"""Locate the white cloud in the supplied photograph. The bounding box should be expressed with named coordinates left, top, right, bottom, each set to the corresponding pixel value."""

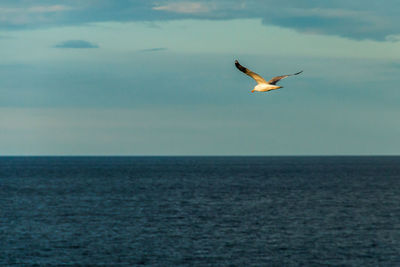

left=153, top=2, right=212, bottom=14
left=385, top=34, right=400, bottom=42
left=0, top=5, right=71, bottom=14
left=28, top=5, right=72, bottom=13
left=0, top=5, right=72, bottom=26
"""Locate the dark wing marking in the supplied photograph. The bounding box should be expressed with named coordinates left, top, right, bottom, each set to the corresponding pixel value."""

left=267, top=70, right=303, bottom=85
left=235, top=60, right=267, bottom=84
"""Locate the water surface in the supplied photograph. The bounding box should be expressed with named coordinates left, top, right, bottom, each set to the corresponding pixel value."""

left=1, top=156, right=400, bottom=266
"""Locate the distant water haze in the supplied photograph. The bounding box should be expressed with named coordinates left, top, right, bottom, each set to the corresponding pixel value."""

left=2, top=53, right=400, bottom=155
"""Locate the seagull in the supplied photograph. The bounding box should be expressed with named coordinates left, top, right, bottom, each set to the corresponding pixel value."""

left=235, top=60, right=303, bottom=93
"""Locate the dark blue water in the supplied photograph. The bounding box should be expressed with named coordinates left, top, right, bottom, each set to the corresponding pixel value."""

left=1, top=156, right=400, bottom=266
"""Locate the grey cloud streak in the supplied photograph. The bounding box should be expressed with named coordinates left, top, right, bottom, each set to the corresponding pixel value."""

left=54, top=40, right=99, bottom=48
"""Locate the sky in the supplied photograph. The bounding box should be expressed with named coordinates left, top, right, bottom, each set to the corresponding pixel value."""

left=1, top=0, right=400, bottom=155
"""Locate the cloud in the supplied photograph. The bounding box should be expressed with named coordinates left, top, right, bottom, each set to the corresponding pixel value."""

left=27, top=5, right=72, bottom=13
left=138, top=47, right=167, bottom=52
left=385, top=35, right=400, bottom=42
left=259, top=5, right=391, bottom=40
left=0, top=4, right=72, bottom=27
left=287, top=7, right=369, bottom=19
left=153, top=2, right=212, bottom=14
left=0, top=5, right=71, bottom=14
left=54, top=40, right=99, bottom=49
left=0, top=0, right=399, bottom=41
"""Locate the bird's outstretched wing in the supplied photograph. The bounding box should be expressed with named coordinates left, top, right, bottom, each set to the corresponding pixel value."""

left=267, top=71, right=303, bottom=85
left=235, top=60, right=267, bottom=84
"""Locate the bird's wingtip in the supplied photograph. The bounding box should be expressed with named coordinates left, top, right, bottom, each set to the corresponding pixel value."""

left=235, top=59, right=239, bottom=64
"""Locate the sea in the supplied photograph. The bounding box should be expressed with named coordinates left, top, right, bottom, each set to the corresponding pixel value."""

left=1, top=156, right=400, bottom=266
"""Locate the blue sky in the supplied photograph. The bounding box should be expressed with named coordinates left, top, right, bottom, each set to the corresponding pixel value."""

left=1, top=0, right=400, bottom=155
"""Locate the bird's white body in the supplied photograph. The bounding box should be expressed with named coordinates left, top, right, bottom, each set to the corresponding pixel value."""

left=253, top=84, right=282, bottom=92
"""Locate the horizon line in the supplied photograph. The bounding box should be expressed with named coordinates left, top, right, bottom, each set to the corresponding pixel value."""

left=1, top=155, right=400, bottom=157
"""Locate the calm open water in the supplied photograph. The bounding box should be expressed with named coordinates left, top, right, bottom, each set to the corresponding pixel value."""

left=1, top=156, right=400, bottom=266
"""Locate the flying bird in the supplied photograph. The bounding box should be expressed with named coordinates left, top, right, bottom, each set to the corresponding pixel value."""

left=235, top=60, right=303, bottom=93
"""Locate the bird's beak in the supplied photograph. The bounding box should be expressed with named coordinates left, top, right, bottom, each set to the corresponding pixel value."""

left=251, top=90, right=255, bottom=93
